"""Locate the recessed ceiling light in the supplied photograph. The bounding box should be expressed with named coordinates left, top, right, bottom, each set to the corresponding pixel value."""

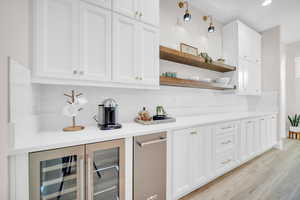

left=262, top=0, right=272, bottom=6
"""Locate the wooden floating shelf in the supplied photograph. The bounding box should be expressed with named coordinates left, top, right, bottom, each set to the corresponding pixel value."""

left=160, top=76, right=236, bottom=90
left=160, top=46, right=236, bottom=73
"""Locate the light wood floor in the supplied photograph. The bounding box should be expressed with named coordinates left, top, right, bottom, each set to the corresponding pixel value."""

left=181, top=139, right=300, bottom=200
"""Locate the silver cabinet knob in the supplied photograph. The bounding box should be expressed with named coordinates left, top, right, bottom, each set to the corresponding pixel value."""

left=139, top=77, right=143, bottom=80
left=79, top=70, right=85, bottom=75
left=73, top=70, right=78, bottom=75
left=135, top=11, right=139, bottom=17
left=139, top=12, right=142, bottom=18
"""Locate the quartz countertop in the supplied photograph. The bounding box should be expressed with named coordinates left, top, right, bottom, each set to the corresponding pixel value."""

left=8, top=111, right=277, bottom=155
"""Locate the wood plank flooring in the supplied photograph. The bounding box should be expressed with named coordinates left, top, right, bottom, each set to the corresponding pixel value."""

left=181, top=139, right=300, bottom=200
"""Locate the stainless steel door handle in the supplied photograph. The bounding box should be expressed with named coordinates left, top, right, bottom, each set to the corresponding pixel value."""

left=79, top=156, right=84, bottom=200
left=137, top=138, right=167, bottom=147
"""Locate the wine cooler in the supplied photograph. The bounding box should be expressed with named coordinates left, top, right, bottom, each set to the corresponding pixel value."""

left=29, top=139, right=125, bottom=200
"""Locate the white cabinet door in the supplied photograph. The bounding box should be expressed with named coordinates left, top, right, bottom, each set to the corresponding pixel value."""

left=34, top=0, right=79, bottom=79
left=138, top=24, right=159, bottom=86
left=238, top=22, right=251, bottom=60
left=172, top=129, right=190, bottom=199
left=270, top=115, right=277, bottom=146
left=84, top=0, right=111, bottom=9
left=113, top=0, right=138, bottom=18
left=253, top=33, right=262, bottom=63
left=80, top=2, right=111, bottom=81
left=259, top=117, right=269, bottom=151
left=244, top=60, right=261, bottom=95
left=112, top=14, right=140, bottom=84
left=238, top=58, right=261, bottom=95
left=241, top=119, right=256, bottom=161
left=139, top=0, right=159, bottom=27
left=190, top=127, right=210, bottom=189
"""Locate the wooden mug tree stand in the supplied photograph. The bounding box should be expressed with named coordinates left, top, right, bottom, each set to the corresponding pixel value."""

left=63, top=90, right=85, bottom=132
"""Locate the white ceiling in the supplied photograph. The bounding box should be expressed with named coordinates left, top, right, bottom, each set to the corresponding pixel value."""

left=191, top=0, right=300, bottom=44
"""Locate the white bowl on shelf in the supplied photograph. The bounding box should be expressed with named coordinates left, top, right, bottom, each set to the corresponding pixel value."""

left=215, top=77, right=231, bottom=85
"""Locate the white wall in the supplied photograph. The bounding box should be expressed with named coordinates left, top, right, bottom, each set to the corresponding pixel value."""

left=261, top=26, right=281, bottom=92
left=286, top=41, right=300, bottom=117
left=160, top=0, right=223, bottom=60
left=0, top=0, right=31, bottom=199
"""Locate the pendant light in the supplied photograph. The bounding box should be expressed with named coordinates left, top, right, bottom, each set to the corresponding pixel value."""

left=178, top=1, right=191, bottom=22
left=203, top=16, right=215, bottom=33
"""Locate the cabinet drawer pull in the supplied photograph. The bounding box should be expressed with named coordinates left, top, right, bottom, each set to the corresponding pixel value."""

left=139, top=12, right=143, bottom=17
left=73, top=70, right=78, bottom=75
left=190, top=131, right=197, bottom=135
left=137, top=138, right=167, bottom=147
left=221, top=126, right=232, bottom=130
left=79, top=70, right=85, bottom=75
left=221, top=159, right=231, bottom=165
left=221, top=140, right=232, bottom=145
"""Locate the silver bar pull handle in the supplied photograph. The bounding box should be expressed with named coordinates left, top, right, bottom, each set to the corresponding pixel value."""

left=79, top=157, right=85, bottom=200
left=137, top=138, right=167, bottom=147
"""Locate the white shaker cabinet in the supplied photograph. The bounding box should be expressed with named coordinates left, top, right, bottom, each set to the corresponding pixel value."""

left=172, top=127, right=211, bottom=199
left=113, top=0, right=159, bottom=27
left=223, top=20, right=262, bottom=96
left=138, top=24, right=159, bottom=86
left=33, top=0, right=112, bottom=83
left=33, top=0, right=160, bottom=89
left=33, top=0, right=80, bottom=80
left=113, top=0, right=138, bottom=19
left=172, top=128, right=190, bottom=199
left=80, top=2, right=112, bottom=81
left=112, top=14, right=139, bottom=84
left=240, top=119, right=258, bottom=162
left=139, top=0, right=159, bottom=27
left=112, top=13, right=159, bottom=86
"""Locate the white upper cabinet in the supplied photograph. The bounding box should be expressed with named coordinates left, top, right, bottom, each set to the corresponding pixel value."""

left=33, top=0, right=160, bottom=89
left=139, top=0, right=159, bottom=27
left=113, top=0, right=138, bottom=19
left=113, top=0, right=159, bottom=27
left=112, top=13, right=159, bottom=87
left=33, top=0, right=79, bottom=79
left=83, top=0, right=111, bottom=9
left=80, top=2, right=111, bottom=81
left=223, top=20, right=262, bottom=96
left=112, top=14, right=139, bottom=84
left=138, top=24, right=159, bottom=86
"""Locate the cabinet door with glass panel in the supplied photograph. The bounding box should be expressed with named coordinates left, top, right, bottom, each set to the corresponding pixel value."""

left=86, top=139, right=125, bottom=200
left=29, top=145, right=85, bottom=200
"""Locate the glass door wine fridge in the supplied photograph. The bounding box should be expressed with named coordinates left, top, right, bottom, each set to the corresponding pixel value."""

left=29, top=139, right=125, bottom=200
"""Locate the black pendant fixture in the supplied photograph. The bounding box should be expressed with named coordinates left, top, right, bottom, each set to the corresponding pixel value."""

left=183, top=9, right=191, bottom=22
left=208, top=22, right=215, bottom=33
left=178, top=1, right=191, bottom=22
left=203, top=16, right=215, bottom=33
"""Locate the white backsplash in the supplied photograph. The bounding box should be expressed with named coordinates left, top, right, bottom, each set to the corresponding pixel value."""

left=37, top=84, right=249, bottom=131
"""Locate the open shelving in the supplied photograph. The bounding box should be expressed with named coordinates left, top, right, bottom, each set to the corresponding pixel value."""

left=160, top=76, right=235, bottom=90
left=159, top=45, right=236, bottom=90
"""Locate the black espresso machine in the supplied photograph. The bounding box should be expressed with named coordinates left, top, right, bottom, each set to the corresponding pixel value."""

left=94, top=98, right=122, bottom=130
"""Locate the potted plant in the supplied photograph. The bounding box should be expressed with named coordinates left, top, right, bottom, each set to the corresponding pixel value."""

left=288, top=114, right=300, bottom=132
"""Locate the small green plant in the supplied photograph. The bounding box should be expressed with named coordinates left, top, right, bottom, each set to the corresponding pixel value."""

left=288, top=114, right=300, bottom=127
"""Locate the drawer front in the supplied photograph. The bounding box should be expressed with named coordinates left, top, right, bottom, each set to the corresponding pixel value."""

left=216, top=133, right=235, bottom=153
left=215, top=150, right=236, bottom=171
left=216, top=122, right=237, bottom=136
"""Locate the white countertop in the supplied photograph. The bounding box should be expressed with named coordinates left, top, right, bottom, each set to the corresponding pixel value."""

left=9, top=112, right=277, bottom=155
